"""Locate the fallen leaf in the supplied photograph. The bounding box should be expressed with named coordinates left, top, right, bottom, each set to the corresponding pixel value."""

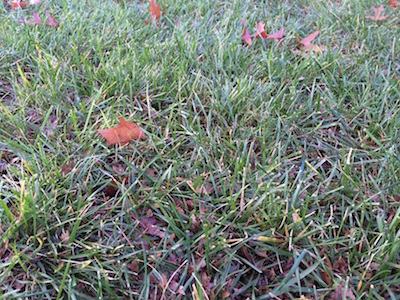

left=127, top=260, right=140, bottom=272
left=251, top=22, right=268, bottom=38
left=366, top=5, right=390, bottom=20
left=98, top=117, right=146, bottom=146
left=103, top=178, right=120, bottom=197
left=0, top=159, right=7, bottom=173
left=389, top=0, right=400, bottom=8
left=30, top=11, right=41, bottom=24
left=298, top=30, right=320, bottom=50
left=295, top=30, right=325, bottom=55
left=266, top=27, right=284, bottom=40
left=139, top=217, right=165, bottom=238
left=46, top=14, right=58, bottom=27
left=60, top=229, right=70, bottom=244
left=221, top=290, right=230, bottom=298
left=170, top=281, right=186, bottom=295
left=61, top=161, right=75, bottom=176
left=320, top=270, right=331, bottom=286
left=329, top=282, right=355, bottom=300
left=17, top=11, right=40, bottom=25
left=11, top=0, right=26, bottom=9
left=240, top=19, right=252, bottom=46
left=148, top=0, right=162, bottom=21
left=333, top=257, right=348, bottom=275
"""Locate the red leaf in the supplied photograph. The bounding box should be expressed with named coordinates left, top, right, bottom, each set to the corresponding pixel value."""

left=299, top=30, right=320, bottom=50
left=98, top=117, right=146, bottom=146
left=366, top=5, right=390, bottom=20
left=29, top=11, right=41, bottom=25
left=251, top=22, right=268, bottom=38
left=46, top=14, right=59, bottom=27
left=148, top=0, right=162, bottom=21
left=266, top=27, right=284, bottom=40
left=11, top=0, right=26, bottom=9
left=240, top=19, right=252, bottom=46
left=17, top=11, right=40, bottom=25
left=242, top=28, right=252, bottom=45
left=389, top=0, right=400, bottom=8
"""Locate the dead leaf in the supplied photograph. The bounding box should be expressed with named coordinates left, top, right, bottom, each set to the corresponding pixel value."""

left=266, top=27, right=284, bottom=40
left=17, top=12, right=40, bottom=25
left=127, top=260, right=140, bottom=272
left=251, top=23, right=284, bottom=40
left=98, top=117, right=146, bottom=146
left=148, top=0, right=162, bottom=22
left=170, top=281, right=186, bottom=295
left=333, top=257, right=348, bottom=275
left=251, top=22, right=268, bottom=38
left=61, top=161, right=74, bottom=176
left=294, top=30, right=325, bottom=55
left=0, top=158, right=7, bottom=173
left=267, top=268, right=276, bottom=281
left=389, top=0, right=400, bottom=7
left=0, top=241, right=11, bottom=261
left=320, top=270, right=331, bottom=286
left=60, top=229, right=70, bottom=244
left=30, top=11, right=41, bottom=24
left=46, top=14, right=59, bottom=27
left=11, top=0, right=26, bottom=9
left=298, top=30, right=320, bottom=50
left=103, top=178, right=120, bottom=197
left=221, top=290, right=230, bottom=298
left=329, top=282, right=355, bottom=300
left=366, top=5, right=390, bottom=20
left=139, top=217, right=165, bottom=238
left=240, top=19, right=252, bottom=46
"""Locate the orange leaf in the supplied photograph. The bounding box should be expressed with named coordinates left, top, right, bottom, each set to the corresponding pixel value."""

left=299, top=30, right=320, bottom=50
left=98, top=117, right=146, bottom=146
left=389, top=0, right=400, bottom=8
left=148, top=0, right=162, bottom=21
left=366, top=5, right=390, bottom=20
left=11, top=0, right=26, bottom=8
left=320, top=270, right=331, bottom=286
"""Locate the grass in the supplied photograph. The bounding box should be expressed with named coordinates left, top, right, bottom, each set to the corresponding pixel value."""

left=0, top=0, right=400, bottom=298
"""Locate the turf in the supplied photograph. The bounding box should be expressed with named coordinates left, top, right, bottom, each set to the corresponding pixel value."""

left=0, top=0, right=400, bottom=299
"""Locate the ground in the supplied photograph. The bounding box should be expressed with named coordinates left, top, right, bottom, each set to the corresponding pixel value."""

left=0, top=0, right=400, bottom=299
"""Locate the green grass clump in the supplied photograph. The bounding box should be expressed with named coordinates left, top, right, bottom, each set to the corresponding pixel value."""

left=1, top=0, right=400, bottom=298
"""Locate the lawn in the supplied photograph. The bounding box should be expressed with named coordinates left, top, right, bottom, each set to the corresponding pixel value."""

left=1, top=0, right=400, bottom=299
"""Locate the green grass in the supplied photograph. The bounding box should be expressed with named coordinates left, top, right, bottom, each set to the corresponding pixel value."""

left=0, top=0, right=400, bottom=298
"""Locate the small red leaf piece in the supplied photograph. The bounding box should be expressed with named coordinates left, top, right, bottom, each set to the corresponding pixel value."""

left=266, top=27, right=284, bottom=40
left=251, top=22, right=268, bottom=38
left=240, top=19, right=252, bottom=46
left=11, top=0, right=26, bottom=9
left=242, top=28, right=252, bottom=45
left=46, top=14, right=59, bottom=27
left=29, top=11, right=41, bottom=25
left=389, top=0, right=400, bottom=8
left=148, top=0, right=162, bottom=21
left=98, top=117, right=146, bottom=146
left=299, top=30, right=320, bottom=50
left=366, top=5, right=390, bottom=20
